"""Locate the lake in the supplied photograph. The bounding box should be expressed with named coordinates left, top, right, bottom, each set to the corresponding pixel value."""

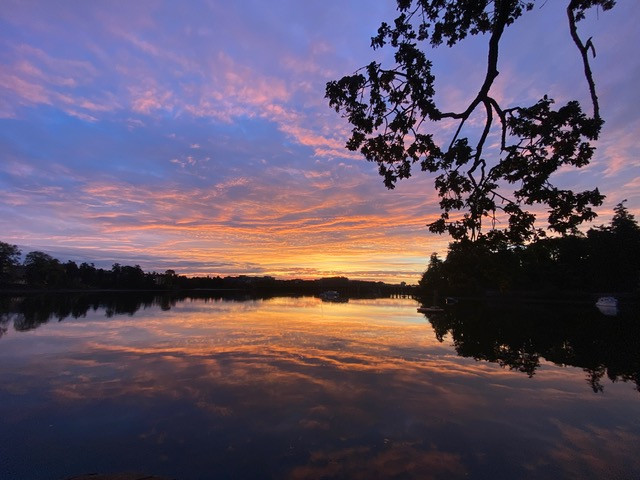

left=1, top=293, right=639, bottom=480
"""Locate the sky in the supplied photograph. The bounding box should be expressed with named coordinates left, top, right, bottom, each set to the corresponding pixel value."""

left=1, top=1, right=639, bottom=284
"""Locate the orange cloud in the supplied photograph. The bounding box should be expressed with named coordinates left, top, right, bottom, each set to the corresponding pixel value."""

left=0, top=177, right=439, bottom=282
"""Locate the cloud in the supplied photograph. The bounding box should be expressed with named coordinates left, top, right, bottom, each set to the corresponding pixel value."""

left=0, top=43, right=121, bottom=119
left=7, top=295, right=636, bottom=479
left=1, top=0, right=638, bottom=282
left=0, top=168, right=443, bottom=282
left=130, top=87, right=174, bottom=114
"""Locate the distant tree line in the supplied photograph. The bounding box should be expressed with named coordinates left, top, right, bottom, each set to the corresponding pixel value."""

left=419, top=202, right=640, bottom=298
left=0, top=245, right=409, bottom=297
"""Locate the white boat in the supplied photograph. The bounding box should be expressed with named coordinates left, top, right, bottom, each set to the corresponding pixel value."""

left=320, top=290, right=339, bottom=300
left=595, top=296, right=618, bottom=308
left=320, top=291, right=347, bottom=302
left=595, top=296, right=619, bottom=316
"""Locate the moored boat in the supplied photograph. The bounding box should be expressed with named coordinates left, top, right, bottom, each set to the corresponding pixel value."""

left=595, top=296, right=618, bottom=308
left=595, top=296, right=619, bottom=316
left=320, top=290, right=339, bottom=300
left=320, top=290, right=347, bottom=302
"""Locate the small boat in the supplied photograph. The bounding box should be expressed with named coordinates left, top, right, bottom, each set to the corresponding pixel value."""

left=320, top=290, right=347, bottom=302
left=595, top=296, right=618, bottom=308
left=320, top=290, right=339, bottom=300
left=445, top=297, right=459, bottom=305
left=595, top=296, right=619, bottom=316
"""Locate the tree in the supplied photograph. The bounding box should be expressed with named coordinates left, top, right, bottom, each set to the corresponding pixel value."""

left=611, top=201, right=640, bottom=238
left=24, top=251, right=64, bottom=287
left=327, top=0, right=615, bottom=243
left=0, top=241, right=22, bottom=283
left=587, top=201, right=640, bottom=291
left=417, top=200, right=639, bottom=296
left=64, top=260, right=80, bottom=286
left=163, top=269, right=178, bottom=289
left=419, top=253, right=447, bottom=296
left=79, top=262, right=98, bottom=286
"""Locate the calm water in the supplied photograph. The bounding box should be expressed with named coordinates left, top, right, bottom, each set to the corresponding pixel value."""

left=0, top=294, right=638, bottom=480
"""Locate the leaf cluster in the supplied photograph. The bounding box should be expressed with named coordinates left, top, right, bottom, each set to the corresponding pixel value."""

left=327, top=0, right=616, bottom=243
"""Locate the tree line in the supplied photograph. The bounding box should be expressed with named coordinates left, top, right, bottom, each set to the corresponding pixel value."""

left=0, top=247, right=157, bottom=290
left=419, top=202, right=640, bottom=298
left=0, top=245, right=409, bottom=297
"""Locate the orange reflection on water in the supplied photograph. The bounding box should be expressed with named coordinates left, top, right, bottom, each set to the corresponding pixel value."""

left=2, top=296, right=639, bottom=480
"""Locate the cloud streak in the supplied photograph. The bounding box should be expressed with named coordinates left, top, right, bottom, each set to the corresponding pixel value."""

left=0, top=1, right=638, bottom=282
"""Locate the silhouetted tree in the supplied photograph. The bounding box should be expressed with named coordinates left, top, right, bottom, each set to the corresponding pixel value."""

left=419, top=253, right=448, bottom=299
left=587, top=201, right=640, bottom=291
left=79, top=262, right=98, bottom=286
left=418, top=201, right=640, bottom=296
left=327, top=0, right=615, bottom=243
left=0, top=241, right=21, bottom=283
left=162, top=269, right=178, bottom=289
left=64, top=260, right=80, bottom=287
left=611, top=202, right=640, bottom=291
left=24, top=251, right=65, bottom=287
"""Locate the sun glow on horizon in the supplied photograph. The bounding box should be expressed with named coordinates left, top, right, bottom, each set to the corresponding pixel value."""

left=1, top=1, right=639, bottom=284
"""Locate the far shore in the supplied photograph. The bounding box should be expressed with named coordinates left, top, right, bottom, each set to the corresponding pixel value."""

left=2, top=286, right=637, bottom=307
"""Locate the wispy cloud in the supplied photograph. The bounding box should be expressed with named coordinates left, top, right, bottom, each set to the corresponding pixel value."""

left=1, top=0, right=638, bottom=282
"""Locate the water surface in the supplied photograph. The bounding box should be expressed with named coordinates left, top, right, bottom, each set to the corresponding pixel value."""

left=0, top=294, right=638, bottom=479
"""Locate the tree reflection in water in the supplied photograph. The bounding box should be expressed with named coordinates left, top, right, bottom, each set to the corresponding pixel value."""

left=1, top=294, right=639, bottom=480
left=2, top=293, right=638, bottom=394
left=422, top=300, right=640, bottom=393
left=0, top=292, right=262, bottom=335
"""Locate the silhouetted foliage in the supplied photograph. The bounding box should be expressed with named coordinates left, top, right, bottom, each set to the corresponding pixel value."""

left=4, top=290, right=635, bottom=394
left=0, top=241, right=21, bottom=284
left=587, top=201, right=640, bottom=292
left=24, top=251, right=65, bottom=287
left=422, top=300, right=640, bottom=392
left=327, top=0, right=616, bottom=242
left=0, top=243, right=411, bottom=298
left=418, top=253, right=448, bottom=297
left=419, top=203, right=640, bottom=297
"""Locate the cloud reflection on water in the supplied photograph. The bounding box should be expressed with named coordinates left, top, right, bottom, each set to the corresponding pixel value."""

left=1, top=297, right=639, bottom=479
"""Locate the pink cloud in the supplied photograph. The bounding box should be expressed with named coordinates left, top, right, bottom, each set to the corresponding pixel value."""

left=0, top=72, right=51, bottom=104
left=130, top=87, right=174, bottom=114
left=1, top=43, right=121, bottom=119
left=16, top=44, right=98, bottom=79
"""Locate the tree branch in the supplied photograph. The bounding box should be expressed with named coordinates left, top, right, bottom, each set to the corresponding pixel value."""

left=567, top=1, right=601, bottom=122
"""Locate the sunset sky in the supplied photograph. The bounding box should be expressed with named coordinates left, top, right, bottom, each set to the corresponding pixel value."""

left=1, top=1, right=639, bottom=284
